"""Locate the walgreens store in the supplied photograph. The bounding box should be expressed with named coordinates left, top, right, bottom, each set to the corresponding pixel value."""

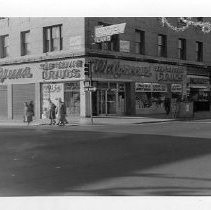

left=0, top=58, right=86, bottom=120
left=89, top=58, right=187, bottom=116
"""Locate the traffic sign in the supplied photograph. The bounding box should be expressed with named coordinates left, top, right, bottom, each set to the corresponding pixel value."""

left=84, top=86, right=96, bottom=92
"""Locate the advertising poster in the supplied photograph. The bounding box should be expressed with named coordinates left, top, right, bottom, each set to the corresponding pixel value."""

left=41, top=83, right=64, bottom=119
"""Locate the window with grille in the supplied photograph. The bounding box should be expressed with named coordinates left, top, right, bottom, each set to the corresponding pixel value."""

left=135, top=30, right=145, bottom=54
left=158, top=34, right=167, bottom=57
left=21, top=31, right=30, bottom=56
left=0, top=35, right=9, bottom=58
left=178, top=38, right=186, bottom=60
left=43, top=25, right=63, bottom=53
left=196, top=41, right=203, bottom=62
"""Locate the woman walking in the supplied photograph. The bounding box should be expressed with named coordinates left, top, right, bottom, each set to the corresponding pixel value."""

left=56, top=99, right=67, bottom=126
left=48, top=100, right=56, bottom=125
left=24, top=102, right=33, bottom=125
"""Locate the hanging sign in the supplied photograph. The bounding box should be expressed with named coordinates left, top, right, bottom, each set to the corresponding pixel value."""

left=95, top=23, right=126, bottom=38
left=94, top=23, right=126, bottom=43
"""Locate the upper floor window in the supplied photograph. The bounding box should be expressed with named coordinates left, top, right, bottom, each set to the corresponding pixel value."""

left=0, top=35, right=9, bottom=58
left=135, top=29, right=145, bottom=54
left=96, top=22, right=119, bottom=52
left=158, top=34, right=167, bottom=57
left=196, top=41, right=203, bottom=62
left=21, top=31, right=30, bottom=56
left=178, top=38, right=186, bottom=60
left=43, top=25, right=63, bottom=53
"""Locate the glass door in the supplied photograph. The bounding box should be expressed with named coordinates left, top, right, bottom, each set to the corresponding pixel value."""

left=97, top=89, right=117, bottom=115
left=97, top=90, right=106, bottom=115
left=107, top=90, right=117, bottom=114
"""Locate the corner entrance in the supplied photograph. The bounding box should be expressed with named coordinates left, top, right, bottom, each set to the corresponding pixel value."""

left=93, top=82, right=126, bottom=116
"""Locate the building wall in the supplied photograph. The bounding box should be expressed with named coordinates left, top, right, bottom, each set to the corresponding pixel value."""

left=0, top=17, right=86, bottom=64
left=85, top=17, right=211, bottom=66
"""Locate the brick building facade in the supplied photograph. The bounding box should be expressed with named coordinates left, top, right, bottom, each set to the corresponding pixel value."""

left=0, top=17, right=210, bottom=120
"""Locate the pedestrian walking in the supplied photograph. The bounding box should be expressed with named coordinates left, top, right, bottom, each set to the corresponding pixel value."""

left=23, top=102, right=33, bottom=125
left=28, top=101, right=34, bottom=117
left=48, top=100, right=56, bottom=125
left=164, top=97, right=171, bottom=115
left=171, top=98, right=179, bottom=119
left=56, top=98, right=67, bottom=126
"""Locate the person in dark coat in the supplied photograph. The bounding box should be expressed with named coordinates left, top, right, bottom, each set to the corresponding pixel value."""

left=28, top=101, right=34, bottom=117
left=48, top=100, right=56, bottom=125
left=164, top=97, right=171, bottom=115
left=56, top=99, right=67, bottom=126
left=24, top=102, right=33, bottom=125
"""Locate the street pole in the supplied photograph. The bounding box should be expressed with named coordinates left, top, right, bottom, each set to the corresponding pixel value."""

left=89, top=62, right=93, bottom=124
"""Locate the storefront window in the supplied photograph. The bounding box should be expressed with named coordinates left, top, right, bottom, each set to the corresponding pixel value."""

left=135, top=92, right=166, bottom=114
left=64, top=82, right=80, bottom=116
left=41, top=83, right=64, bottom=119
left=135, top=83, right=169, bottom=114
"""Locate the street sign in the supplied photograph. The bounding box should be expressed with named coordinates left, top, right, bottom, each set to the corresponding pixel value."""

left=84, top=86, right=97, bottom=92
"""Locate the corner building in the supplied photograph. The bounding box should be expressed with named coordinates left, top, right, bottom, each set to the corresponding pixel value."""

left=0, top=17, right=210, bottom=120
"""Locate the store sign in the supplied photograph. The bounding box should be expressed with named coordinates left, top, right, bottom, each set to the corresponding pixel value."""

left=171, top=84, right=182, bottom=92
left=154, top=65, right=185, bottom=82
left=187, top=75, right=210, bottom=89
left=152, top=83, right=167, bottom=92
left=40, top=59, right=84, bottom=81
left=90, top=58, right=186, bottom=84
left=94, top=36, right=111, bottom=43
left=65, top=82, right=80, bottom=91
left=91, top=58, right=152, bottom=79
left=189, top=77, right=209, bottom=85
left=69, top=36, right=83, bottom=51
left=95, top=23, right=126, bottom=38
left=0, top=67, right=33, bottom=80
left=136, top=83, right=167, bottom=92
left=120, top=40, right=130, bottom=52
left=135, top=83, right=152, bottom=92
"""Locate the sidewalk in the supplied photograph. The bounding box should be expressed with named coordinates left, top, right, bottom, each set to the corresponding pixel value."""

left=0, top=115, right=174, bottom=126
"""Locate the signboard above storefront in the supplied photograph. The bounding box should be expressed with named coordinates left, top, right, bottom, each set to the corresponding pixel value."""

left=171, top=84, right=182, bottom=92
left=40, top=58, right=85, bottom=81
left=0, top=67, right=33, bottom=81
left=187, top=75, right=210, bottom=89
left=135, top=83, right=167, bottom=92
left=135, top=83, right=152, bottom=92
left=90, top=58, right=186, bottom=84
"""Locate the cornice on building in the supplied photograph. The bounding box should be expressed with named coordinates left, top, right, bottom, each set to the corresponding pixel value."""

left=86, top=49, right=209, bottom=69
left=0, top=50, right=85, bottom=66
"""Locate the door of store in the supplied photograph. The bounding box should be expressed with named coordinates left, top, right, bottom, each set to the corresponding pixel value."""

left=97, top=89, right=117, bottom=115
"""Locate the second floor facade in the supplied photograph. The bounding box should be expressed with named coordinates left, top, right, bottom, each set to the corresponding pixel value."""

left=0, top=17, right=211, bottom=67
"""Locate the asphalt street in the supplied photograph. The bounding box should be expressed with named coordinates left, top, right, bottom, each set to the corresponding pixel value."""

left=0, top=120, right=211, bottom=196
